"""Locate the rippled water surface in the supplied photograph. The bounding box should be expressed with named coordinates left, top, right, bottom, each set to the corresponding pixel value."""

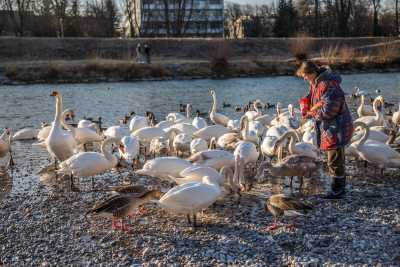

left=0, top=72, right=399, bottom=195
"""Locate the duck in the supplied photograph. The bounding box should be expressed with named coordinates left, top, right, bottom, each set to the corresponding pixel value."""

left=45, top=91, right=77, bottom=162
left=209, top=90, right=230, bottom=127
left=58, top=137, right=121, bottom=190
left=192, top=124, right=231, bottom=141
left=274, top=130, right=319, bottom=159
left=354, top=97, right=385, bottom=127
left=264, top=194, right=312, bottom=231
left=87, top=189, right=163, bottom=230
left=12, top=128, right=39, bottom=141
left=136, top=157, right=192, bottom=180
left=349, top=121, right=400, bottom=174
left=190, top=138, right=208, bottom=155
left=158, top=175, right=222, bottom=227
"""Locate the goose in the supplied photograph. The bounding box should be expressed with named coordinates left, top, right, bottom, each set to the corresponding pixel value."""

left=0, top=128, right=13, bottom=166
left=188, top=149, right=235, bottom=170
left=349, top=122, right=400, bottom=173
left=192, top=124, right=231, bottom=141
left=264, top=194, right=312, bottom=231
left=87, top=190, right=163, bottom=230
left=354, top=97, right=385, bottom=127
left=158, top=175, right=222, bottom=227
left=119, top=136, right=140, bottom=167
left=256, top=156, right=319, bottom=192
left=217, top=132, right=240, bottom=151
left=209, top=90, right=230, bottom=127
left=45, top=91, right=77, bottom=162
left=129, top=114, right=149, bottom=132
left=12, top=128, right=39, bottom=141
left=169, top=165, right=233, bottom=187
left=190, top=138, right=208, bottom=154
left=192, top=110, right=207, bottom=130
left=173, top=133, right=192, bottom=156
left=136, top=157, right=192, bottom=180
left=393, top=103, right=400, bottom=126
left=274, top=130, right=319, bottom=159
left=58, top=137, right=120, bottom=190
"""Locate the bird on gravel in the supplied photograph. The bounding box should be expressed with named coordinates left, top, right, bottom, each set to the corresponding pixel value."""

left=264, top=194, right=312, bottom=232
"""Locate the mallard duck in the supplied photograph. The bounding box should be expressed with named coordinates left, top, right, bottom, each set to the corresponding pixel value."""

left=87, top=189, right=163, bottom=230
left=265, top=194, right=312, bottom=231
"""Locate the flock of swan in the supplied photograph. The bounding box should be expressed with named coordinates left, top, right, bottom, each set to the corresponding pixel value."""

left=1, top=88, right=400, bottom=230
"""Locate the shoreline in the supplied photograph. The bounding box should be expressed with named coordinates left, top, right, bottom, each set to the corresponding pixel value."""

left=1, top=59, right=399, bottom=86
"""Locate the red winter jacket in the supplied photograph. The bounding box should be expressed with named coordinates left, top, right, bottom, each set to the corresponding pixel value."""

left=303, top=69, right=353, bottom=151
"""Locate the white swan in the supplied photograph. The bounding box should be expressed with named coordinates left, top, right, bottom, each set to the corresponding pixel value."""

left=240, top=116, right=259, bottom=144
left=103, top=126, right=130, bottom=141
left=129, top=114, right=149, bottom=132
left=192, top=110, right=207, bottom=130
left=217, top=132, right=240, bottom=151
left=58, top=137, right=119, bottom=177
left=209, top=90, right=230, bottom=127
left=301, top=120, right=317, bottom=146
left=167, top=122, right=198, bottom=136
left=190, top=138, right=208, bottom=154
left=352, top=127, right=391, bottom=144
left=357, top=95, right=375, bottom=117
left=350, top=122, right=400, bottom=170
left=158, top=175, right=222, bottom=227
left=12, top=128, right=39, bottom=141
left=0, top=128, right=12, bottom=158
left=119, top=135, right=139, bottom=162
left=245, top=101, right=262, bottom=121
left=188, top=149, right=235, bottom=170
left=192, top=124, right=230, bottom=141
left=45, top=91, right=77, bottom=162
left=132, top=126, right=177, bottom=145
left=274, top=130, right=319, bottom=159
left=234, top=140, right=259, bottom=165
left=173, top=133, right=192, bottom=156
left=354, top=97, right=385, bottom=127
left=169, top=165, right=232, bottom=186
left=261, top=125, right=288, bottom=158
left=136, top=157, right=192, bottom=180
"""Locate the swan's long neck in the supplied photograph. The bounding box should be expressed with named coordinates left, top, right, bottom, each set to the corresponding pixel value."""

left=186, top=104, right=192, bottom=119
left=60, top=111, right=76, bottom=135
left=280, top=131, right=298, bottom=155
left=54, top=95, right=62, bottom=126
left=101, top=138, right=117, bottom=163
left=353, top=122, right=369, bottom=147
left=211, top=93, right=217, bottom=113
left=254, top=103, right=262, bottom=116
left=240, top=116, right=249, bottom=138
left=372, top=98, right=382, bottom=121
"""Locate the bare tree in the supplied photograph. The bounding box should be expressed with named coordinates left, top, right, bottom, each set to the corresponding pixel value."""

left=314, top=0, right=320, bottom=36
left=3, top=0, right=33, bottom=36
left=395, top=0, right=399, bottom=35
left=369, top=0, right=381, bottom=35
left=50, top=0, right=68, bottom=37
left=334, top=0, right=352, bottom=36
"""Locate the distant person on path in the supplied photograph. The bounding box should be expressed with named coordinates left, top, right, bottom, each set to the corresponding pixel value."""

left=136, top=43, right=144, bottom=63
left=144, top=44, right=151, bottom=64
left=297, top=61, right=353, bottom=199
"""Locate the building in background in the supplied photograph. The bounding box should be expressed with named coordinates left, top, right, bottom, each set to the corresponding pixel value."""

left=228, top=15, right=275, bottom=38
left=122, top=0, right=224, bottom=37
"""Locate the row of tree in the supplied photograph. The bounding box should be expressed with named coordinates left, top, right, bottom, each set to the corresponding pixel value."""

left=226, top=0, right=399, bottom=37
left=0, top=0, right=399, bottom=37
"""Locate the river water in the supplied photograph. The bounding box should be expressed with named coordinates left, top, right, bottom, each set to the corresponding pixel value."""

left=0, top=72, right=399, bottom=195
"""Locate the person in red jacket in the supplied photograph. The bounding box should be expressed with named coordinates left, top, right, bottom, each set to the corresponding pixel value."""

left=297, top=61, right=353, bottom=199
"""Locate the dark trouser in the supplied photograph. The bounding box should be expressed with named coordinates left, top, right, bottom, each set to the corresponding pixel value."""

left=326, top=147, right=345, bottom=177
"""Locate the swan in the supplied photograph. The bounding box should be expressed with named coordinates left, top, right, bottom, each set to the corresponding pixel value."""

left=352, top=86, right=367, bottom=97
left=192, top=124, right=231, bottom=141
left=173, top=133, right=192, bottom=156
left=37, top=122, right=52, bottom=141
left=158, top=175, right=222, bottom=227
left=301, top=121, right=317, bottom=146
left=393, top=103, right=400, bottom=126
left=149, top=136, right=171, bottom=157
left=217, top=132, right=240, bottom=151
left=132, top=126, right=177, bottom=145
left=58, top=137, right=120, bottom=189
left=12, top=128, right=39, bottom=141
left=240, top=116, right=259, bottom=144
left=192, top=110, right=207, bottom=130
left=169, top=165, right=233, bottom=187
left=119, top=135, right=140, bottom=164
left=352, top=126, right=391, bottom=144
left=357, top=95, right=378, bottom=117
left=188, top=149, right=235, bottom=170
left=261, top=125, right=288, bottom=158
left=166, top=122, right=198, bottom=136
left=78, top=119, right=94, bottom=129
left=103, top=126, right=130, bottom=141
left=245, top=101, right=262, bottom=121
left=274, top=130, right=319, bottom=159
left=136, top=157, right=192, bottom=180
left=349, top=122, right=400, bottom=172
left=45, top=91, right=77, bottom=162
left=227, top=119, right=240, bottom=131
left=0, top=129, right=13, bottom=166
left=155, top=120, right=174, bottom=130
left=354, top=97, right=385, bottom=127
left=271, top=104, right=300, bottom=129
left=190, top=138, right=208, bottom=154
left=166, top=112, right=186, bottom=123
left=129, top=114, right=149, bottom=132
left=61, top=114, right=102, bottom=146
left=209, top=90, right=230, bottom=127
left=233, top=141, right=259, bottom=190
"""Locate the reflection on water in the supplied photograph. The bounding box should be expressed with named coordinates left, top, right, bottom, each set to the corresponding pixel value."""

left=0, top=73, right=398, bottom=196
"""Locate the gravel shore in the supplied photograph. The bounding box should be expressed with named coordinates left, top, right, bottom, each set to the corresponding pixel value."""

left=1, top=142, right=400, bottom=266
